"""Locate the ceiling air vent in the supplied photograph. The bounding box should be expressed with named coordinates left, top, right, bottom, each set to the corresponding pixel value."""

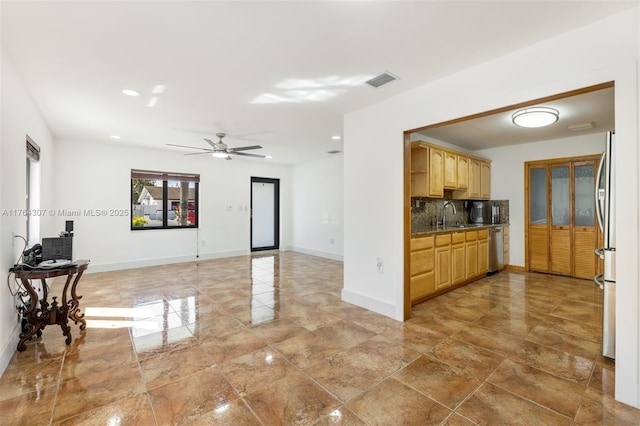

left=327, top=150, right=342, bottom=154
left=365, top=72, right=397, bottom=88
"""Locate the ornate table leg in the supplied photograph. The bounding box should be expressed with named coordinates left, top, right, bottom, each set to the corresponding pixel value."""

left=67, top=268, right=87, bottom=330
left=51, top=296, right=72, bottom=345
left=17, top=278, right=44, bottom=352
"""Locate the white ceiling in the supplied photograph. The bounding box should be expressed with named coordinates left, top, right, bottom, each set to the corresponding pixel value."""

left=1, top=1, right=634, bottom=164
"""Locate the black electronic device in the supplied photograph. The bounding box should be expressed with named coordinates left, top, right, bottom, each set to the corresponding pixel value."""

left=42, top=237, right=73, bottom=261
left=65, top=220, right=74, bottom=234
left=22, top=243, right=42, bottom=266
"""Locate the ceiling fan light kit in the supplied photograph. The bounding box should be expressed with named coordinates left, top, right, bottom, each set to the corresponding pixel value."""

left=512, top=107, right=559, bottom=128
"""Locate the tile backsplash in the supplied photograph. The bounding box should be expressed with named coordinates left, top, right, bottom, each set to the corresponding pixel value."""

left=411, top=198, right=510, bottom=234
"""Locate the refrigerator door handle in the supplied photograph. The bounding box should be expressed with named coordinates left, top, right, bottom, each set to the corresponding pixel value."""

left=595, top=151, right=606, bottom=232
left=594, top=273, right=604, bottom=290
left=594, top=247, right=604, bottom=259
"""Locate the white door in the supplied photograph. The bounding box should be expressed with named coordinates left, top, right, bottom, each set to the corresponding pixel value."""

left=251, top=178, right=279, bottom=251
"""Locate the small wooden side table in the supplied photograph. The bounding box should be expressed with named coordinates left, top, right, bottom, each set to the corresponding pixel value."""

left=12, top=260, right=89, bottom=352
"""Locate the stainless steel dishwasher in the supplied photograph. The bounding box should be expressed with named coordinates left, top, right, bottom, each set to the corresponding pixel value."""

left=488, top=226, right=504, bottom=273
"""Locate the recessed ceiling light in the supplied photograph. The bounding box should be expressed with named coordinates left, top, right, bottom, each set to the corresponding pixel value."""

left=265, top=155, right=273, bottom=159
left=147, top=97, right=158, bottom=107
left=110, top=134, right=122, bottom=139
left=122, top=89, right=140, bottom=97
left=331, top=135, right=341, bottom=140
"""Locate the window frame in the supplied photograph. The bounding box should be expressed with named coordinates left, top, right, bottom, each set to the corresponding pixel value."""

left=130, top=169, right=200, bottom=231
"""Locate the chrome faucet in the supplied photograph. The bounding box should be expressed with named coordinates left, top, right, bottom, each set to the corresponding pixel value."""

left=442, top=201, right=457, bottom=228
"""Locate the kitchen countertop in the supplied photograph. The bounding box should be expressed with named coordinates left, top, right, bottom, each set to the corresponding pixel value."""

left=412, top=223, right=509, bottom=237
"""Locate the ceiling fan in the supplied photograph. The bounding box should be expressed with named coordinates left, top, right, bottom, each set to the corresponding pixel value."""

left=167, top=133, right=265, bottom=160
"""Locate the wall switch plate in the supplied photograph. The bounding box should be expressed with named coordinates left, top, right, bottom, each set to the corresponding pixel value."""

left=376, top=257, right=384, bottom=273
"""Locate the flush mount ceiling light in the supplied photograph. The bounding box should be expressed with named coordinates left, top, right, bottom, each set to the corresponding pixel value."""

left=511, top=107, right=559, bottom=128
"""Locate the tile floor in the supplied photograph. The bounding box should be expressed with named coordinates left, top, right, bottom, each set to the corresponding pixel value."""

left=1, top=252, right=640, bottom=425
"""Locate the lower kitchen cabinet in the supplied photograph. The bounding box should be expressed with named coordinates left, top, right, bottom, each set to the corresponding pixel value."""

left=435, top=234, right=452, bottom=290
left=411, top=228, right=490, bottom=304
left=478, top=229, right=489, bottom=274
left=410, top=235, right=435, bottom=301
left=451, top=232, right=466, bottom=284
left=465, top=231, right=478, bottom=279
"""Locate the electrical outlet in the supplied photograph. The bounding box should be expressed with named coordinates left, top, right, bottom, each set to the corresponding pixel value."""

left=330, top=238, right=335, bottom=244
left=201, top=240, right=206, bottom=247
left=376, top=257, right=384, bottom=273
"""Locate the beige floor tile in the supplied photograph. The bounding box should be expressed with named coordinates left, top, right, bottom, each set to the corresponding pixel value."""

left=2, top=253, right=640, bottom=425
left=148, top=367, right=239, bottom=425
left=393, top=355, right=481, bottom=409
left=488, top=358, right=584, bottom=417
left=457, top=382, right=572, bottom=425
left=304, top=351, right=388, bottom=402
left=347, top=377, right=452, bottom=425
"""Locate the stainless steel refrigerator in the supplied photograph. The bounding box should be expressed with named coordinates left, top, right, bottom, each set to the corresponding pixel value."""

left=594, top=131, right=616, bottom=359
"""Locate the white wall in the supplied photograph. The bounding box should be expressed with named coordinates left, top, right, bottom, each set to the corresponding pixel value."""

left=0, top=50, right=58, bottom=374
left=53, top=138, right=292, bottom=272
left=476, top=132, right=605, bottom=267
left=291, top=155, right=344, bottom=260
left=343, top=9, right=640, bottom=407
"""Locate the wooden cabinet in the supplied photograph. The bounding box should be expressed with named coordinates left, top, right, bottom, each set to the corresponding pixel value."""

left=429, top=147, right=445, bottom=197
left=465, top=231, right=478, bottom=279
left=410, top=144, right=444, bottom=197
left=451, top=232, right=466, bottom=284
left=435, top=234, right=452, bottom=290
left=457, top=156, right=469, bottom=189
left=410, top=236, right=435, bottom=302
left=444, top=152, right=457, bottom=189
left=410, top=228, right=491, bottom=304
left=480, top=161, right=491, bottom=199
left=477, top=229, right=489, bottom=274
left=468, top=159, right=481, bottom=199
left=411, top=141, right=489, bottom=198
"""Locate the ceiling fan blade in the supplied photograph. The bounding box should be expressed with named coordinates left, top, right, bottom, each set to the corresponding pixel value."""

left=232, top=151, right=266, bottom=158
left=228, top=145, right=262, bottom=152
left=166, top=143, right=213, bottom=151
left=184, top=151, right=215, bottom=156
left=203, top=138, right=217, bottom=149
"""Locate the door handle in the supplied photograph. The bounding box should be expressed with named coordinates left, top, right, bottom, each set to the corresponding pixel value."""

left=594, top=247, right=604, bottom=259
left=593, top=273, right=604, bottom=290
left=595, top=151, right=605, bottom=232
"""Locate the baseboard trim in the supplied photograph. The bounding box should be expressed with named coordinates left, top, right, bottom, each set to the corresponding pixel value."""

left=289, top=246, right=343, bottom=261
left=86, top=250, right=250, bottom=273
left=0, top=321, right=20, bottom=377
left=341, top=288, right=397, bottom=320
left=506, top=264, right=526, bottom=272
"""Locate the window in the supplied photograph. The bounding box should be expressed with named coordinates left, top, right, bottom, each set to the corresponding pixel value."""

left=131, top=169, right=199, bottom=230
left=26, top=135, right=41, bottom=244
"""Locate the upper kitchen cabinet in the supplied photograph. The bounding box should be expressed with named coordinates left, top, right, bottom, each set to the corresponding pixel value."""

left=480, top=161, right=491, bottom=199
left=411, top=140, right=490, bottom=199
left=525, top=155, right=600, bottom=279
left=411, top=142, right=444, bottom=197
left=444, top=152, right=458, bottom=188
